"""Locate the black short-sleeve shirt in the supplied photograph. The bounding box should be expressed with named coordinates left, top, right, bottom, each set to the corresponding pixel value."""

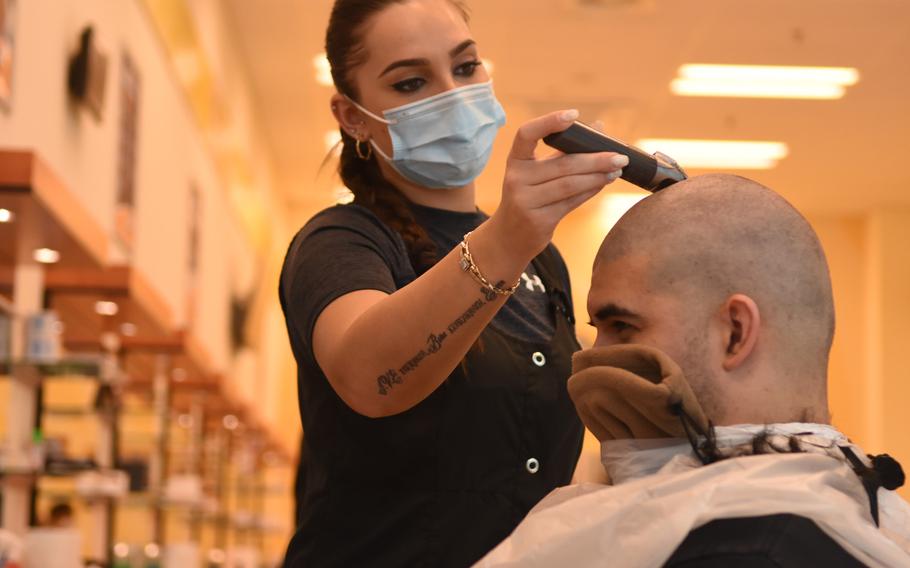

left=280, top=203, right=584, bottom=568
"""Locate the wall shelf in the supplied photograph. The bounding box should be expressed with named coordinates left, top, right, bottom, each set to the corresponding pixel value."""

left=0, top=150, right=108, bottom=271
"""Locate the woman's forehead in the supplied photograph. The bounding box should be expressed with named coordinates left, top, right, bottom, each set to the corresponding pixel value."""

left=359, top=0, right=474, bottom=67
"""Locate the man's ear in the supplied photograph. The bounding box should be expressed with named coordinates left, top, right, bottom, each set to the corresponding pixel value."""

left=721, top=294, right=761, bottom=371
left=330, top=93, right=368, bottom=140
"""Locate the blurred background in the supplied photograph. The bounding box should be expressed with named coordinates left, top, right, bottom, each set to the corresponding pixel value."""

left=0, top=0, right=907, bottom=566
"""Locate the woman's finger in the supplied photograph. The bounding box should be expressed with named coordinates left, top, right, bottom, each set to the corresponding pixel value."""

left=508, top=109, right=579, bottom=161
left=530, top=171, right=621, bottom=208
left=527, top=152, right=628, bottom=186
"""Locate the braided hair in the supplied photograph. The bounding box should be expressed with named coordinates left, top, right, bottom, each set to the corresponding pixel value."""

left=325, top=0, right=470, bottom=274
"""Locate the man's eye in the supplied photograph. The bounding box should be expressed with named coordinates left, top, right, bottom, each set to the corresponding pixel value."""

left=611, top=321, right=635, bottom=334
left=392, top=77, right=426, bottom=93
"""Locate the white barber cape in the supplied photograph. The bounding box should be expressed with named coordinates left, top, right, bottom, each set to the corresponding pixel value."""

left=476, top=424, right=910, bottom=567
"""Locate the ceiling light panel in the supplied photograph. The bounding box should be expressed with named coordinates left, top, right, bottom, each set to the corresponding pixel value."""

left=671, top=64, right=859, bottom=100
left=636, top=139, right=789, bottom=170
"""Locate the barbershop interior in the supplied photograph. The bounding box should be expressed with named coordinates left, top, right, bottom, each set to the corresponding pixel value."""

left=0, top=0, right=909, bottom=567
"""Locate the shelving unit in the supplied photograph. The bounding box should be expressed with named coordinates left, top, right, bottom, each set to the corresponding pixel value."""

left=1, top=148, right=293, bottom=566
left=41, top=277, right=293, bottom=564
left=0, top=150, right=109, bottom=553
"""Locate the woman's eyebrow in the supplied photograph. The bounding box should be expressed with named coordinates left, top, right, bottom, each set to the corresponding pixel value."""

left=449, top=39, right=476, bottom=58
left=377, top=40, right=476, bottom=79
left=379, top=58, right=430, bottom=78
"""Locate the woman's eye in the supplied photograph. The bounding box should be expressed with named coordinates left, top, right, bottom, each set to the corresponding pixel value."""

left=392, top=77, right=426, bottom=93
left=454, top=61, right=482, bottom=77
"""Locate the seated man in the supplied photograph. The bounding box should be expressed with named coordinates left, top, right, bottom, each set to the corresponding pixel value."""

left=477, top=174, right=910, bottom=567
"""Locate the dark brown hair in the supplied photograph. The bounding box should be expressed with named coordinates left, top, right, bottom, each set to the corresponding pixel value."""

left=325, top=0, right=469, bottom=274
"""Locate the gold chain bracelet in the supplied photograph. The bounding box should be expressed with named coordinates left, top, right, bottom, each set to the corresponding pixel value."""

left=458, top=231, right=520, bottom=297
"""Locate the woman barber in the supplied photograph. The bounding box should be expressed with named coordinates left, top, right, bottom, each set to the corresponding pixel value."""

left=279, top=0, right=628, bottom=565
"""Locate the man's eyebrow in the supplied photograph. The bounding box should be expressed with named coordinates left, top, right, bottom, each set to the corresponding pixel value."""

left=590, top=303, right=641, bottom=323
left=378, top=40, right=476, bottom=78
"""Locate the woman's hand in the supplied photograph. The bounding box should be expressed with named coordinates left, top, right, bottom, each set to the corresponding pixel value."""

left=489, top=110, right=628, bottom=261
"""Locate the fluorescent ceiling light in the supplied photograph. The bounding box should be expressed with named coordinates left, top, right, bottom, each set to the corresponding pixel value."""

left=636, top=139, right=789, bottom=170
left=33, top=248, right=61, bottom=264
left=95, top=301, right=120, bottom=316
left=601, top=192, right=647, bottom=233
left=672, top=64, right=859, bottom=100
left=314, top=53, right=333, bottom=87
left=0, top=208, right=13, bottom=223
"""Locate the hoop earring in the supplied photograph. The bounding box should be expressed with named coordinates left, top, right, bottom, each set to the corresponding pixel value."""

left=356, top=139, right=373, bottom=160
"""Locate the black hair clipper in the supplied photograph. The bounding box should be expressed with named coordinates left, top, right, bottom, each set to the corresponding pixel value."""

left=543, top=121, right=687, bottom=192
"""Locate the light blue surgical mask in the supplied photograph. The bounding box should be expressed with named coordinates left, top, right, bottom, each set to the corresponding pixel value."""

left=348, top=81, right=506, bottom=189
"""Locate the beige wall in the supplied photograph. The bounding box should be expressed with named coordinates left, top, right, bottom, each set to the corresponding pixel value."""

left=0, top=0, right=214, bottom=335
left=0, top=3, right=300, bottom=557
left=811, top=210, right=910, bottom=499
left=0, top=0, right=300, bottom=451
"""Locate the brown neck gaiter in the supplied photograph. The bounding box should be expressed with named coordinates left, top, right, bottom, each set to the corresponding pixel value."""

left=568, top=344, right=710, bottom=442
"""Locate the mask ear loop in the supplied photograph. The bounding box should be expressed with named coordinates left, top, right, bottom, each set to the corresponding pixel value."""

left=342, top=95, right=397, bottom=164
left=343, top=94, right=394, bottom=125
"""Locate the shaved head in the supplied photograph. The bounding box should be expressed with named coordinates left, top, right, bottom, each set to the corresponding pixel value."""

left=590, top=174, right=835, bottom=423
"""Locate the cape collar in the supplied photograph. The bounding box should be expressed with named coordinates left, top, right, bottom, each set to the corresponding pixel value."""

left=601, top=423, right=848, bottom=484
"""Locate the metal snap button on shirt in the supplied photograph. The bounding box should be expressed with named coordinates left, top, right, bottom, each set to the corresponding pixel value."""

left=531, top=352, right=546, bottom=367
left=526, top=458, right=540, bottom=474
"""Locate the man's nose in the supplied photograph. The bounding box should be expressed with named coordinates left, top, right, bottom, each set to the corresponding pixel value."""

left=593, top=333, right=614, bottom=348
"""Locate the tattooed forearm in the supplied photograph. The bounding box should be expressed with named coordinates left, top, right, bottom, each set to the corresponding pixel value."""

left=447, top=299, right=484, bottom=335
left=377, top=369, right=402, bottom=395
left=376, top=330, right=453, bottom=395
left=447, top=286, right=498, bottom=334
left=376, top=288, right=497, bottom=395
